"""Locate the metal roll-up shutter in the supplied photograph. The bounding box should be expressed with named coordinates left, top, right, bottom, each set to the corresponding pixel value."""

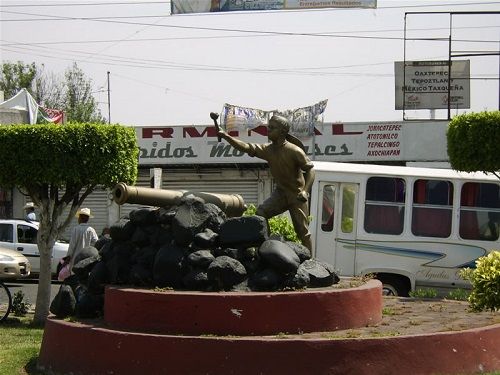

left=162, top=168, right=260, bottom=206
left=162, top=180, right=258, bottom=206
left=59, top=187, right=111, bottom=242
left=81, top=187, right=111, bottom=237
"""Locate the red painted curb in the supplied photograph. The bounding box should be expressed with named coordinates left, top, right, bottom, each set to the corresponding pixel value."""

left=39, top=319, right=500, bottom=375
left=104, top=279, right=383, bottom=335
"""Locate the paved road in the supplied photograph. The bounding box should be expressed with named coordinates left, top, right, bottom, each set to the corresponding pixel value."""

left=3, top=278, right=62, bottom=309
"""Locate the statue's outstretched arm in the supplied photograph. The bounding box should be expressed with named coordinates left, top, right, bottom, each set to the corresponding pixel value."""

left=217, top=130, right=251, bottom=154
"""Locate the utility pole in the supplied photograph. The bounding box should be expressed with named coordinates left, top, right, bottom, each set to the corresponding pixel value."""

left=107, top=71, right=111, bottom=124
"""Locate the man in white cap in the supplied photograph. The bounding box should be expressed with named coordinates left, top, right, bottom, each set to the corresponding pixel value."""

left=65, top=207, right=98, bottom=273
left=24, top=202, right=37, bottom=221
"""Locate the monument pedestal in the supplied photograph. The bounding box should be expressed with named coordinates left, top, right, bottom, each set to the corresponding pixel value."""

left=38, top=279, right=500, bottom=374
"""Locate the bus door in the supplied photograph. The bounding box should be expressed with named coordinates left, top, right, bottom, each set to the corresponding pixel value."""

left=315, top=182, right=359, bottom=275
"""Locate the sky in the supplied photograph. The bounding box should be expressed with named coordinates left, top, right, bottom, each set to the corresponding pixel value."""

left=1, top=0, right=499, bottom=126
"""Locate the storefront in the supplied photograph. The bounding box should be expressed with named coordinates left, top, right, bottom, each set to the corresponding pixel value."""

left=15, top=119, right=450, bottom=237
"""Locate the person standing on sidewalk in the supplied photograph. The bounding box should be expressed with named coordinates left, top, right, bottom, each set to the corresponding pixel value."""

left=65, top=207, right=98, bottom=273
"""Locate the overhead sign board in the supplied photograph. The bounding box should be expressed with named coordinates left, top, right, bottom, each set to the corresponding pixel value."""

left=394, top=60, right=470, bottom=110
left=171, top=0, right=377, bottom=15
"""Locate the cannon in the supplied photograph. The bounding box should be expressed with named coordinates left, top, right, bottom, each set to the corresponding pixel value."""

left=112, top=182, right=247, bottom=217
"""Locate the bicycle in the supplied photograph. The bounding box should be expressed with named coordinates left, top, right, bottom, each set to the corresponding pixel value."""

left=0, top=281, right=12, bottom=322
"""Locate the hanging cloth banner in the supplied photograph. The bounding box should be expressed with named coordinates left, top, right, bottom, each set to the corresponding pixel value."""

left=279, top=99, right=328, bottom=137
left=38, top=107, right=64, bottom=124
left=221, top=99, right=328, bottom=137
left=222, top=103, right=270, bottom=132
left=171, top=0, right=377, bottom=15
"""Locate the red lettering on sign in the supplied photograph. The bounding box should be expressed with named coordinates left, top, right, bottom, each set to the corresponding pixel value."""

left=248, top=126, right=268, bottom=136
left=183, top=127, right=218, bottom=138
left=142, top=128, right=174, bottom=139
left=332, top=124, right=363, bottom=135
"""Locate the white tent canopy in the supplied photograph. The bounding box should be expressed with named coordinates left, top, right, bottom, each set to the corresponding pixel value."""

left=0, top=88, right=63, bottom=124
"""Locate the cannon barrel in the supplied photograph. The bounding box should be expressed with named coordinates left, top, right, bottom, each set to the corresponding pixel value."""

left=112, top=182, right=246, bottom=217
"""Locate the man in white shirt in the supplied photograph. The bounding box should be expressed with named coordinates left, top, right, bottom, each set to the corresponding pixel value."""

left=66, top=207, right=98, bottom=273
left=24, top=202, right=37, bottom=221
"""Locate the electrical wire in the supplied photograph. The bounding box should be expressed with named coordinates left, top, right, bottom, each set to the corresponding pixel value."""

left=1, top=1, right=498, bottom=11
left=1, top=24, right=499, bottom=47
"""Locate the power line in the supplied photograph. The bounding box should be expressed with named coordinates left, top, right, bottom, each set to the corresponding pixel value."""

left=2, top=11, right=499, bottom=42
left=3, top=42, right=497, bottom=80
left=1, top=25, right=499, bottom=47
left=3, top=1, right=500, bottom=22
left=1, top=43, right=397, bottom=77
left=1, top=1, right=498, bottom=10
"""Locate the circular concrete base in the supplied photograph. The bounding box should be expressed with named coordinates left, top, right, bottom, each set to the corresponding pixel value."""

left=39, top=318, right=500, bottom=375
left=104, top=280, right=382, bottom=335
left=38, top=280, right=500, bottom=374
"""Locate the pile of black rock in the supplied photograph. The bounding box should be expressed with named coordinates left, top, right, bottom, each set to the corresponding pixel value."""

left=50, top=195, right=339, bottom=319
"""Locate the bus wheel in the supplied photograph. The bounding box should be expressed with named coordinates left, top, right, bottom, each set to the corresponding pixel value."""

left=376, top=274, right=410, bottom=297
left=382, top=283, right=399, bottom=296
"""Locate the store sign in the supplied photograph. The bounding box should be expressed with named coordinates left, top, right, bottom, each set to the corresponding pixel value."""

left=394, top=60, right=470, bottom=110
left=137, top=121, right=449, bottom=165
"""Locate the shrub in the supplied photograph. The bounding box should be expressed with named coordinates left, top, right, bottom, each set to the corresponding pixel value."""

left=244, top=204, right=300, bottom=243
left=447, top=111, right=500, bottom=176
left=11, top=291, right=31, bottom=317
left=460, top=251, right=500, bottom=312
left=446, top=288, right=469, bottom=301
left=409, top=288, right=438, bottom=299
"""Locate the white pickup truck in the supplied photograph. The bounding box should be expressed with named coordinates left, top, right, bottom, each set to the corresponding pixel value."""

left=0, top=219, right=69, bottom=276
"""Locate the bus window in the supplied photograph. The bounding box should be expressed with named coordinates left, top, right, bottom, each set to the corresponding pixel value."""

left=364, top=177, right=405, bottom=235
left=460, top=183, right=500, bottom=241
left=412, top=179, right=453, bottom=238
left=341, top=185, right=355, bottom=233
left=321, top=185, right=335, bottom=232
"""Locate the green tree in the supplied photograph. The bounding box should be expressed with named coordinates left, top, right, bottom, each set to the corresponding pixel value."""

left=60, top=63, right=105, bottom=123
left=447, top=111, right=500, bottom=179
left=0, top=123, right=138, bottom=324
left=0, top=61, right=38, bottom=99
left=1, top=61, right=105, bottom=123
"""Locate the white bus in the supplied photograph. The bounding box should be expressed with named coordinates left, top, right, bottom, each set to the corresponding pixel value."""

left=309, top=161, right=500, bottom=296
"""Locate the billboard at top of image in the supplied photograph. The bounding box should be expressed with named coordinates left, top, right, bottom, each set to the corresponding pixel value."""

left=171, top=0, right=377, bottom=14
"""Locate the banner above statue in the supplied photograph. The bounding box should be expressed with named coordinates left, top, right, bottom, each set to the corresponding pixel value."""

left=221, top=99, right=328, bottom=137
left=171, top=0, right=377, bottom=15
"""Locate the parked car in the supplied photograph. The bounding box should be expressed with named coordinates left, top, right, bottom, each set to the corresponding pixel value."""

left=0, top=246, right=31, bottom=280
left=0, top=219, right=68, bottom=276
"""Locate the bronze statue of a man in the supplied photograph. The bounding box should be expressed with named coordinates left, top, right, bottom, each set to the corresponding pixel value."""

left=217, top=114, right=315, bottom=251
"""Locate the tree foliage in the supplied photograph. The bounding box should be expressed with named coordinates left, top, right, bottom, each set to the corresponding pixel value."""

left=244, top=204, right=300, bottom=243
left=461, top=251, right=500, bottom=312
left=0, top=123, right=137, bottom=189
left=0, top=61, right=38, bottom=99
left=61, top=63, right=105, bottom=123
left=447, top=111, right=500, bottom=179
left=0, top=123, right=138, bottom=324
left=1, top=61, right=105, bottom=123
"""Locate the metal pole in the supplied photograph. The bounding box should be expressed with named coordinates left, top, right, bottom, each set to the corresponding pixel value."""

left=107, top=71, right=111, bottom=124
left=447, top=14, right=453, bottom=121
left=403, top=13, right=407, bottom=120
